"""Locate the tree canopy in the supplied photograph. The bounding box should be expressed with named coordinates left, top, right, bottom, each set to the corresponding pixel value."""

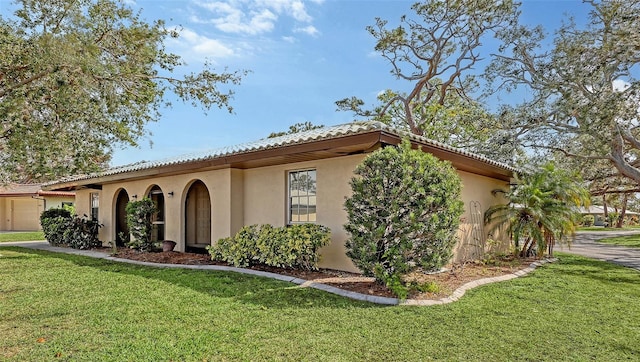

left=267, top=122, right=324, bottom=138
left=0, top=0, right=247, bottom=182
left=336, top=0, right=520, bottom=161
left=486, top=0, right=640, bottom=184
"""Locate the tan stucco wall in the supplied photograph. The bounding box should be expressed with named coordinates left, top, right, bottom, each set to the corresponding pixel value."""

left=454, top=171, right=510, bottom=262
left=0, top=196, right=44, bottom=231
left=86, top=168, right=239, bottom=249
left=82, top=153, right=510, bottom=273
left=243, top=154, right=366, bottom=272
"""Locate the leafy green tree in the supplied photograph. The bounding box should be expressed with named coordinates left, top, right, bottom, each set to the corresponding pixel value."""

left=336, top=0, right=520, bottom=160
left=267, top=121, right=324, bottom=138
left=485, top=163, right=590, bottom=257
left=485, top=0, right=640, bottom=184
left=344, top=140, right=464, bottom=297
left=0, top=0, right=247, bottom=182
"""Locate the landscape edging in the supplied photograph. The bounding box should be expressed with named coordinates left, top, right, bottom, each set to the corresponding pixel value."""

left=5, top=242, right=557, bottom=306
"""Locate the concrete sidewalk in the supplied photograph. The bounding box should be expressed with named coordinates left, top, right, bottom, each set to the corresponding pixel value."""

left=557, top=231, right=640, bottom=271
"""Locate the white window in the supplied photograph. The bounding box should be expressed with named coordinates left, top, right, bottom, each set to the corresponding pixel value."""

left=288, top=169, right=317, bottom=223
left=90, top=193, right=99, bottom=220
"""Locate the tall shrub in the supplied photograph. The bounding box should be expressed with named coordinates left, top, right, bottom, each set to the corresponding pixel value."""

left=125, top=198, right=157, bottom=251
left=344, top=140, right=464, bottom=294
left=40, top=208, right=72, bottom=246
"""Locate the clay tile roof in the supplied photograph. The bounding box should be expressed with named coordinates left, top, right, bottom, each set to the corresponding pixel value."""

left=0, top=183, right=75, bottom=197
left=0, top=183, right=42, bottom=196
left=44, top=121, right=517, bottom=187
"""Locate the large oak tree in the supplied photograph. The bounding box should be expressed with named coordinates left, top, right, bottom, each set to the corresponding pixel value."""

left=0, top=0, right=247, bottom=182
left=486, top=0, right=640, bottom=184
left=336, top=0, right=521, bottom=161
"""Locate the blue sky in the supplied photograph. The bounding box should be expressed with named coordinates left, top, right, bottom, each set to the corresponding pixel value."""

left=2, top=0, right=592, bottom=167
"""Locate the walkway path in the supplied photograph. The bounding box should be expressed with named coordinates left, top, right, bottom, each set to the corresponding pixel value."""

left=557, top=230, right=640, bottom=271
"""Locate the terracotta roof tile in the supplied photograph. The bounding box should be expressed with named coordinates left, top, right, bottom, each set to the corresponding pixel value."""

left=44, top=121, right=517, bottom=187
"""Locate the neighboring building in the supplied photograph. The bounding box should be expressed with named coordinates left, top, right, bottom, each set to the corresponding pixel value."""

left=0, top=184, right=75, bottom=231
left=43, top=122, right=515, bottom=272
left=580, top=205, right=639, bottom=226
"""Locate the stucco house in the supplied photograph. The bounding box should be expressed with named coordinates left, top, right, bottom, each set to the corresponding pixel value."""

left=579, top=205, right=639, bottom=226
left=0, top=184, right=75, bottom=231
left=43, top=122, right=514, bottom=272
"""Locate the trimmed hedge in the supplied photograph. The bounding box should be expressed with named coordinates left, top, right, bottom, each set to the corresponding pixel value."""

left=207, top=224, right=331, bottom=270
left=40, top=209, right=101, bottom=250
left=40, top=209, right=72, bottom=246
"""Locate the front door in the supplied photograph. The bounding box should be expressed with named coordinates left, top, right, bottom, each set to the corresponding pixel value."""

left=115, top=190, right=129, bottom=246
left=185, top=181, right=211, bottom=251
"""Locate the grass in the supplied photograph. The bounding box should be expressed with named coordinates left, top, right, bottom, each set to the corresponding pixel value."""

left=1, top=247, right=639, bottom=361
left=577, top=226, right=640, bottom=231
left=596, top=235, right=640, bottom=248
left=0, top=231, right=44, bottom=242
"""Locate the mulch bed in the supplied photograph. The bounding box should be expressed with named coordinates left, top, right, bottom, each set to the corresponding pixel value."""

left=102, top=247, right=537, bottom=300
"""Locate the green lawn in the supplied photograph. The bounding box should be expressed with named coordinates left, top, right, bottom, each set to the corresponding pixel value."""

left=1, top=247, right=639, bottom=361
left=0, top=231, right=44, bottom=242
left=596, top=234, right=640, bottom=248
left=578, top=226, right=639, bottom=231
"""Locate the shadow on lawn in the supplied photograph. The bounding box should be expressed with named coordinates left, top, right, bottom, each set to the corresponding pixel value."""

left=553, top=253, right=640, bottom=286
left=1, top=247, right=381, bottom=309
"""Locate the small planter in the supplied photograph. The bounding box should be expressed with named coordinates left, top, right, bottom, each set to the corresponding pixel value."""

left=162, top=240, right=177, bottom=252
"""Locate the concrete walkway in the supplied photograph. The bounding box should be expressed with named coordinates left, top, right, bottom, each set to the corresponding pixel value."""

left=556, top=230, right=640, bottom=271
left=1, top=240, right=553, bottom=306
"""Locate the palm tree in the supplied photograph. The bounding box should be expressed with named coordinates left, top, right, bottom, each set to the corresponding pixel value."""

left=485, top=163, right=590, bottom=258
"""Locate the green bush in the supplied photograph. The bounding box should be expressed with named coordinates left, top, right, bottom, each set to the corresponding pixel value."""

left=40, top=209, right=101, bottom=249
left=207, top=224, right=331, bottom=270
left=40, top=208, right=72, bottom=246
left=125, top=198, right=157, bottom=252
left=63, top=217, right=101, bottom=250
left=582, top=215, right=595, bottom=227
left=344, top=140, right=464, bottom=297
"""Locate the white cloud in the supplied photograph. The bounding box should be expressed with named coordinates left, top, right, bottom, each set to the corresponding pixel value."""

left=167, top=27, right=236, bottom=62
left=213, top=8, right=277, bottom=35
left=193, top=0, right=319, bottom=36
left=254, top=0, right=311, bottom=22
left=282, top=36, right=297, bottom=43
left=294, top=25, right=319, bottom=37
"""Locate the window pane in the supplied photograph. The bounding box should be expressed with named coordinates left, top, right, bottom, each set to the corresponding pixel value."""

left=288, top=169, right=317, bottom=224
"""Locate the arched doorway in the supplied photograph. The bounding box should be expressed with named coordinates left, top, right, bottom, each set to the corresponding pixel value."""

left=185, top=180, right=211, bottom=252
left=147, top=185, right=165, bottom=242
left=115, top=189, right=130, bottom=246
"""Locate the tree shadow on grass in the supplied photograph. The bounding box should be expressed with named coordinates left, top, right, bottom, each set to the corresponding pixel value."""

left=1, top=247, right=382, bottom=309
left=552, top=253, right=640, bottom=286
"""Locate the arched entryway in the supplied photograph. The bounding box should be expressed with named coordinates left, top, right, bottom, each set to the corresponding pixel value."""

left=147, top=185, right=165, bottom=242
left=115, top=189, right=130, bottom=246
left=185, top=180, right=211, bottom=252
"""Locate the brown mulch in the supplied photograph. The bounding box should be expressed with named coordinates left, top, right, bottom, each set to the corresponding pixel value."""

left=101, top=247, right=537, bottom=300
